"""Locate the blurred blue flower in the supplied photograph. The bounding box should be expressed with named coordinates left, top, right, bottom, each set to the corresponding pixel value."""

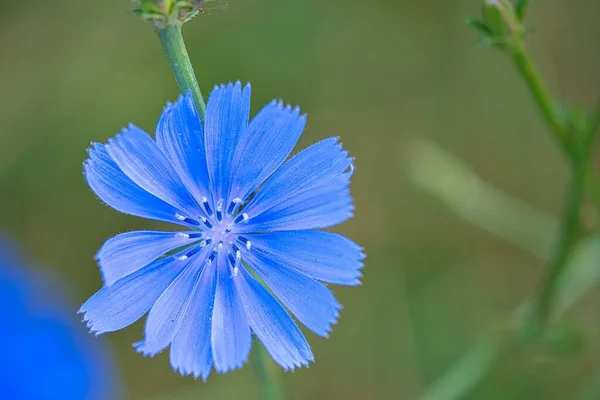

left=0, top=239, right=116, bottom=400
left=80, top=82, right=364, bottom=380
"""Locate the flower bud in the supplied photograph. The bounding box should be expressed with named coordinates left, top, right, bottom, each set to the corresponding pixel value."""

left=132, top=0, right=206, bottom=29
left=481, top=0, right=522, bottom=39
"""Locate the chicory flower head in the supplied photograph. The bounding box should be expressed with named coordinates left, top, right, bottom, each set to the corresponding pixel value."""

left=80, top=82, right=364, bottom=380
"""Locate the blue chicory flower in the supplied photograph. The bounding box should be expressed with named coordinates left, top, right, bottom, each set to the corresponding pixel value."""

left=0, top=238, right=116, bottom=399
left=79, top=82, right=364, bottom=380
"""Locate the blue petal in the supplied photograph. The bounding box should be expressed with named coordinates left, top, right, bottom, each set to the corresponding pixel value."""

left=234, top=266, right=313, bottom=370
left=106, top=124, right=203, bottom=220
left=240, top=182, right=353, bottom=232
left=211, top=252, right=251, bottom=373
left=155, top=93, right=212, bottom=208
left=243, top=250, right=341, bottom=337
left=135, top=247, right=210, bottom=357
left=204, top=82, right=251, bottom=203
left=239, top=138, right=353, bottom=231
left=97, top=230, right=202, bottom=286
left=79, top=255, right=188, bottom=335
left=241, top=230, right=364, bottom=285
left=242, top=138, right=351, bottom=215
left=84, top=143, right=184, bottom=224
left=170, top=257, right=218, bottom=380
left=227, top=100, right=306, bottom=204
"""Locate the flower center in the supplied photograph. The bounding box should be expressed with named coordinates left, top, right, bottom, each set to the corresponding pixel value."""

left=175, top=197, right=252, bottom=276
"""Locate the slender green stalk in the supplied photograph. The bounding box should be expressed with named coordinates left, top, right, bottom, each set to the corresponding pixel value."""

left=508, top=33, right=595, bottom=338
left=530, top=161, right=585, bottom=335
left=510, top=43, right=569, bottom=153
left=253, top=344, right=284, bottom=400
left=156, top=24, right=206, bottom=119
left=420, top=4, right=600, bottom=399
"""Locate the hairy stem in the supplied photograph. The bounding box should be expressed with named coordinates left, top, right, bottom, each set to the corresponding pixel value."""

left=156, top=24, right=206, bottom=119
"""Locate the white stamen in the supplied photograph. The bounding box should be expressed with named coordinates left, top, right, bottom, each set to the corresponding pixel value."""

left=176, top=232, right=190, bottom=239
left=232, top=197, right=243, bottom=204
left=178, top=255, right=188, bottom=261
left=216, top=198, right=224, bottom=212
left=246, top=240, right=252, bottom=251
left=175, top=213, right=186, bottom=221
left=235, top=250, right=241, bottom=263
left=217, top=242, right=223, bottom=250
left=232, top=266, right=239, bottom=276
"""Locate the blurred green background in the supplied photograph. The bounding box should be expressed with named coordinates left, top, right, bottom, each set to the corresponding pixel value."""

left=1, top=0, right=600, bottom=398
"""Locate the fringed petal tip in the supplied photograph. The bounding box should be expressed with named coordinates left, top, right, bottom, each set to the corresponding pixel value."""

left=212, top=80, right=251, bottom=93
left=169, top=336, right=314, bottom=379
left=86, top=141, right=100, bottom=156
left=78, top=304, right=99, bottom=332
left=160, top=101, right=175, bottom=117
left=170, top=362, right=214, bottom=381
left=316, top=303, right=343, bottom=339
left=171, top=363, right=213, bottom=382
left=269, top=99, right=307, bottom=121
left=162, top=91, right=195, bottom=114
left=79, top=312, right=101, bottom=337
left=213, top=358, right=249, bottom=375
left=84, top=143, right=103, bottom=167
left=132, top=340, right=165, bottom=358
left=279, top=354, right=314, bottom=372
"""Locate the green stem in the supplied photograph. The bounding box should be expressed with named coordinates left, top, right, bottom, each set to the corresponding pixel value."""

left=510, top=43, right=569, bottom=153
left=530, top=94, right=600, bottom=336
left=508, top=38, right=591, bottom=337
left=253, top=344, right=284, bottom=400
left=156, top=24, right=206, bottom=119
left=531, top=160, right=585, bottom=335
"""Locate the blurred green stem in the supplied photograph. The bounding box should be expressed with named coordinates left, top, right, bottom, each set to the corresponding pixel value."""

left=510, top=42, right=568, bottom=153
left=531, top=161, right=585, bottom=336
left=253, top=344, right=284, bottom=400
left=156, top=24, right=206, bottom=119
left=508, top=30, right=599, bottom=337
